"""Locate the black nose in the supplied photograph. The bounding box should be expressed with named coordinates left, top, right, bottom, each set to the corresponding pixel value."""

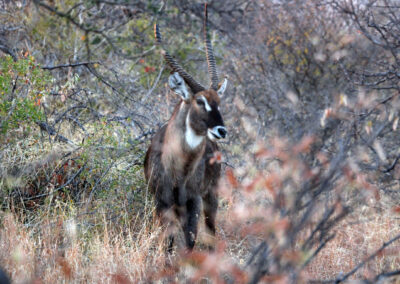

left=218, top=127, right=227, bottom=138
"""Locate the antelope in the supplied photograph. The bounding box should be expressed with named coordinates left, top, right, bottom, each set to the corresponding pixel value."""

left=144, top=4, right=227, bottom=251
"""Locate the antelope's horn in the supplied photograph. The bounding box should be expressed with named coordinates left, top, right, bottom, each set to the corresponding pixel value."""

left=154, top=24, right=205, bottom=94
left=204, top=3, right=219, bottom=91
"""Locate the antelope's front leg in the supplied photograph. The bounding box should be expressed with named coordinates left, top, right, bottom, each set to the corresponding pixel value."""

left=173, top=185, right=187, bottom=207
left=202, top=190, right=218, bottom=250
left=155, top=199, right=175, bottom=254
left=183, top=196, right=201, bottom=250
left=203, top=191, right=217, bottom=236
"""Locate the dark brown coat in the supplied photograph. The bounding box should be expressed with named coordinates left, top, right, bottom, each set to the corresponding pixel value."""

left=144, top=94, right=223, bottom=250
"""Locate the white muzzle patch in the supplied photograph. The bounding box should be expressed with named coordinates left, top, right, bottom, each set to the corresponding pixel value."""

left=207, top=126, right=227, bottom=141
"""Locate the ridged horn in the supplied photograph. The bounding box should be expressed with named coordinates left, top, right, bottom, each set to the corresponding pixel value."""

left=154, top=23, right=205, bottom=94
left=204, top=3, right=219, bottom=91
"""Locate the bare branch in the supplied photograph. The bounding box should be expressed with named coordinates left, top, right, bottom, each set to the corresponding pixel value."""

left=41, top=61, right=99, bottom=70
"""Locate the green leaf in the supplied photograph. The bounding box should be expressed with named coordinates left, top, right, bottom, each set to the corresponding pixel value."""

left=91, top=36, right=102, bottom=45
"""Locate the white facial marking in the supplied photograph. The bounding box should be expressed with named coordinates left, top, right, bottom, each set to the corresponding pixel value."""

left=200, top=95, right=212, bottom=112
left=185, top=112, right=204, bottom=149
left=169, top=72, right=191, bottom=102
left=217, top=78, right=228, bottom=96
left=207, top=129, right=217, bottom=141
left=207, top=126, right=227, bottom=141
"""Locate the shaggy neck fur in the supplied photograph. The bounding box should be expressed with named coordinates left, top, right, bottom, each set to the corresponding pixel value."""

left=161, top=102, right=206, bottom=181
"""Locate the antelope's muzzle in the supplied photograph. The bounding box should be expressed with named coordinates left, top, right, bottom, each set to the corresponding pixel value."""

left=208, top=126, right=227, bottom=140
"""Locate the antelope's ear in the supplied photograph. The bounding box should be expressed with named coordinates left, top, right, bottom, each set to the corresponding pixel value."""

left=168, top=72, right=192, bottom=102
left=217, top=78, right=228, bottom=96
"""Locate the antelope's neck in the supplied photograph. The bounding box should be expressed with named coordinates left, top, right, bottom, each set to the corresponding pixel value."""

left=185, top=113, right=204, bottom=149
left=170, top=101, right=205, bottom=150
left=162, top=101, right=206, bottom=178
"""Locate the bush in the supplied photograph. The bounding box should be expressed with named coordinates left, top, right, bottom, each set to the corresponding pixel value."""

left=0, top=55, right=49, bottom=138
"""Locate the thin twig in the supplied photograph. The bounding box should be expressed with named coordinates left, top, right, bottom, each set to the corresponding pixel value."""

left=383, top=154, right=400, bottom=173
left=41, top=61, right=99, bottom=70
left=23, top=164, right=87, bottom=201
left=333, top=233, right=400, bottom=283
left=36, top=121, right=74, bottom=144
left=302, top=234, right=335, bottom=268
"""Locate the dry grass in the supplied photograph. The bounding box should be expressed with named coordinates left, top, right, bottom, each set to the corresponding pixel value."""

left=0, top=210, right=168, bottom=283
left=1, top=201, right=400, bottom=283
left=305, top=206, right=400, bottom=281
left=1, top=130, right=400, bottom=283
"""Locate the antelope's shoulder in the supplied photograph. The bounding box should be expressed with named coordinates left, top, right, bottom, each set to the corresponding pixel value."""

left=149, top=124, right=168, bottom=152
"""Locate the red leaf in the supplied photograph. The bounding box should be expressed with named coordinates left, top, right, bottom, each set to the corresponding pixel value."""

left=209, top=151, right=222, bottom=165
left=392, top=206, right=400, bottom=214
left=226, top=168, right=239, bottom=188
left=111, top=273, right=131, bottom=284
left=56, top=174, right=64, bottom=185
left=293, top=135, right=314, bottom=154
left=144, top=66, right=155, bottom=73
left=57, top=257, right=73, bottom=279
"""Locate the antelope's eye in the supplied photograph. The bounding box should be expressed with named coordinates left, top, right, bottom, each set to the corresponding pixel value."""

left=196, top=98, right=205, bottom=106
